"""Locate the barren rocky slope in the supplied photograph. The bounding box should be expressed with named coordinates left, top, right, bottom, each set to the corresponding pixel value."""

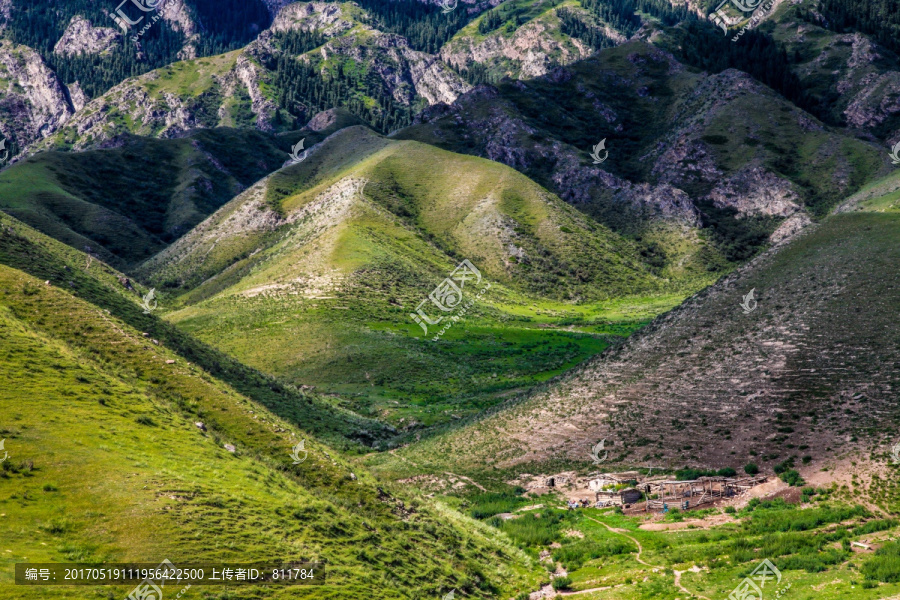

left=0, top=39, right=78, bottom=151
left=395, top=170, right=900, bottom=475
left=397, top=40, right=889, bottom=280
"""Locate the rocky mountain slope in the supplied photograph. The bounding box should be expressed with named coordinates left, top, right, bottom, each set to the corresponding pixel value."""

left=387, top=169, right=900, bottom=478
left=397, top=39, right=889, bottom=276
left=30, top=1, right=471, bottom=151
left=0, top=109, right=367, bottom=268
left=0, top=39, right=79, bottom=152
left=767, top=2, right=900, bottom=143
left=440, top=0, right=601, bottom=80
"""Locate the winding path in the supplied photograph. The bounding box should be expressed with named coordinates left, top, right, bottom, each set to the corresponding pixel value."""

left=582, top=514, right=711, bottom=600
left=582, top=515, right=653, bottom=567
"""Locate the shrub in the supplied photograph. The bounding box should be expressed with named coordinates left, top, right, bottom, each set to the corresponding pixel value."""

left=863, top=542, right=900, bottom=583
left=774, top=458, right=795, bottom=475
left=551, top=576, right=572, bottom=591
left=552, top=538, right=634, bottom=570
left=780, top=549, right=847, bottom=572
left=780, top=469, right=804, bottom=487
left=748, top=504, right=867, bottom=533
left=853, top=519, right=898, bottom=536
left=135, top=416, right=156, bottom=426
left=724, top=506, right=737, bottom=514
left=717, top=467, right=737, bottom=477
left=676, top=467, right=716, bottom=480
left=469, top=492, right=526, bottom=519
left=744, top=463, right=759, bottom=475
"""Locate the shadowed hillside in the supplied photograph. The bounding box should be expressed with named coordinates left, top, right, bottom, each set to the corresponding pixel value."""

left=380, top=170, right=900, bottom=479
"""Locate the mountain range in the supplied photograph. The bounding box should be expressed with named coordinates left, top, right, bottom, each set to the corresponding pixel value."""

left=2, top=0, right=900, bottom=598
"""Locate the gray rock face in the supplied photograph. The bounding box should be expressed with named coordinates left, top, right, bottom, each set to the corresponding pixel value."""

left=67, top=81, right=89, bottom=112
left=268, top=1, right=353, bottom=36
left=53, top=16, right=122, bottom=56
left=838, top=34, right=900, bottom=135
left=440, top=6, right=601, bottom=79
left=707, top=167, right=801, bottom=218
left=412, top=85, right=700, bottom=226
left=0, top=40, right=76, bottom=149
left=39, top=0, right=472, bottom=151
left=158, top=0, right=199, bottom=59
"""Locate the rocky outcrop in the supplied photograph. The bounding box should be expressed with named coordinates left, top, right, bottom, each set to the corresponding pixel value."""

left=53, top=16, right=122, bottom=56
left=158, top=0, right=200, bottom=60
left=258, top=1, right=472, bottom=108
left=0, top=40, right=76, bottom=150
left=707, top=166, right=801, bottom=218
left=67, top=81, right=89, bottom=112
left=411, top=85, right=700, bottom=226
left=779, top=17, right=900, bottom=141
left=440, top=6, right=602, bottom=79
left=231, top=54, right=277, bottom=130
left=269, top=1, right=353, bottom=36
left=769, top=211, right=811, bottom=245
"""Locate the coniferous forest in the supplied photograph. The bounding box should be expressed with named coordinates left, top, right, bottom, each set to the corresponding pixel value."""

left=353, top=0, right=474, bottom=54
left=4, top=0, right=270, bottom=98
left=816, top=0, right=900, bottom=55
left=268, top=33, right=415, bottom=134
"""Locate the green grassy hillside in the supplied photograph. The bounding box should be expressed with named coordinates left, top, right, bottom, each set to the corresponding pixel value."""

left=0, top=258, right=539, bottom=599
left=138, top=125, right=707, bottom=434
left=373, top=169, right=900, bottom=478
left=0, top=209, right=393, bottom=448
left=0, top=115, right=363, bottom=268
